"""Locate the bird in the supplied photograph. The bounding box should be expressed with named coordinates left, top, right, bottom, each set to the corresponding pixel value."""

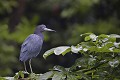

left=19, top=24, right=55, bottom=73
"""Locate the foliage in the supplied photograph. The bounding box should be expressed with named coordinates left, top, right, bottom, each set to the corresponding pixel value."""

left=1, top=33, right=120, bottom=79
left=8, top=33, right=120, bottom=79
left=40, top=33, right=120, bottom=80
left=0, top=0, right=17, bottom=14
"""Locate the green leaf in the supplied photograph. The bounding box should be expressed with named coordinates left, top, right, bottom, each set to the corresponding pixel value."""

left=67, top=75, right=78, bottom=80
left=39, top=71, right=54, bottom=80
left=76, top=72, right=91, bottom=80
left=53, top=65, right=66, bottom=72
left=106, top=43, right=114, bottom=48
left=108, top=37, right=116, bottom=42
left=14, top=71, right=27, bottom=79
left=84, top=70, right=96, bottom=75
left=54, top=46, right=70, bottom=55
left=52, top=72, right=65, bottom=80
left=80, top=32, right=93, bottom=36
left=29, top=73, right=38, bottom=79
left=14, top=73, right=19, bottom=79
left=19, top=71, right=24, bottom=78
left=80, top=42, right=96, bottom=47
left=108, top=59, right=119, bottom=68
left=89, top=46, right=97, bottom=52
left=43, top=48, right=56, bottom=59
left=85, top=36, right=91, bottom=41
left=0, top=77, right=6, bottom=80
left=62, top=48, right=71, bottom=56
left=113, top=49, right=120, bottom=52
left=73, top=57, right=89, bottom=69
left=98, top=34, right=108, bottom=39
left=97, top=46, right=110, bottom=52
left=89, top=34, right=97, bottom=41
left=71, top=46, right=82, bottom=53
left=110, top=34, right=120, bottom=38
left=82, top=74, right=91, bottom=80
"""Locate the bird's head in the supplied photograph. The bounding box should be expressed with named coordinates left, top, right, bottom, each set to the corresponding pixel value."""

left=35, top=24, right=55, bottom=33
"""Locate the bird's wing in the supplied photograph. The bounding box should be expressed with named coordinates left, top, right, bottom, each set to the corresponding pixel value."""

left=20, top=34, right=43, bottom=61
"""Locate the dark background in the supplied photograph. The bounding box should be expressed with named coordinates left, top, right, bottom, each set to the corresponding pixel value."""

left=0, top=0, right=120, bottom=76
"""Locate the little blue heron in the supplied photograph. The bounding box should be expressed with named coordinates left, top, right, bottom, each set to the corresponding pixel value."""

left=19, top=24, right=55, bottom=73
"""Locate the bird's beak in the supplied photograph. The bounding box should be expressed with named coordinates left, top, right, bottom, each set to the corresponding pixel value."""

left=44, top=28, right=56, bottom=32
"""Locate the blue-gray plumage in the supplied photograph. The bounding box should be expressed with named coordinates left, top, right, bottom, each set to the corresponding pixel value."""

left=19, top=24, right=55, bottom=73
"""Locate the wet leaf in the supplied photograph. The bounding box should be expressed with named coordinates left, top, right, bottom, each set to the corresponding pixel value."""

left=43, top=48, right=56, bottom=59
left=39, top=71, right=54, bottom=80
left=54, top=46, right=70, bottom=55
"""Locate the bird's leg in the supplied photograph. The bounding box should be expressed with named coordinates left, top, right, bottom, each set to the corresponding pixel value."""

left=24, top=61, right=27, bottom=72
left=29, top=59, right=33, bottom=73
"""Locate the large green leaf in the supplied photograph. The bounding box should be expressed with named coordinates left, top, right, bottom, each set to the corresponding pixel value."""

left=67, top=75, right=78, bottom=80
left=85, top=36, right=91, bottom=41
left=0, top=77, right=8, bottom=80
left=53, top=66, right=66, bottom=72
left=98, top=34, right=108, bottom=39
left=71, top=46, right=82, bottom=53
left=39, top=71, right=54, bottom=80
left=43, top=48, right=56, bottom=59
left=52, top=72, right=65, bottom=80
left=54, top=46, right=70, bottom=55
left=80, top=33, right=93, bottom=37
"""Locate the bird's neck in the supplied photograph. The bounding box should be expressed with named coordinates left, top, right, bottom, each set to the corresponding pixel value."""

left=34, top=32, right=44, bottom=40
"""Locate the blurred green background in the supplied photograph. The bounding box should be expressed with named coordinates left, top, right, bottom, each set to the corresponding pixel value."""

left=0, top=0, right=120, bottom=76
